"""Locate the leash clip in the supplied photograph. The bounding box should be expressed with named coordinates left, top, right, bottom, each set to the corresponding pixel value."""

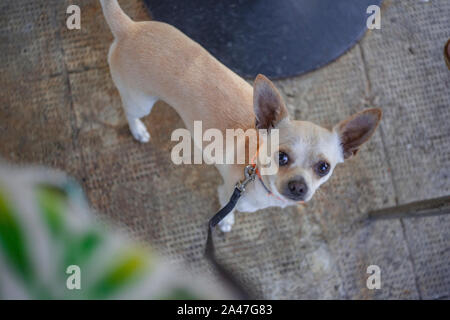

left=235, top=165, right=256, bottom=193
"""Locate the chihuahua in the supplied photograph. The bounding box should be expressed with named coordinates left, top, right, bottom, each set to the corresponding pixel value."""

left=100, top=0, right=382, bottom=232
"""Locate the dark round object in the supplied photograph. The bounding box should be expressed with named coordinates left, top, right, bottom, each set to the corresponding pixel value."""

left=144, top=0, right=382, bottom=79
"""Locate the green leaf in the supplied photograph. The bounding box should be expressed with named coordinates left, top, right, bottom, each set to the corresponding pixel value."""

left=64, top=231, right=102, bottom=267
left=35, top=184, right=68, bottom=236
left=156, top=287, right=201, bottom=300
left=0, top=188, right=32, bottom=281
left=88, top=250, right=149, bottom=299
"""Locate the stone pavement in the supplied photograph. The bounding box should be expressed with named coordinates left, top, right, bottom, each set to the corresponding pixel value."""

left=0, top=0, right=448, bottom=299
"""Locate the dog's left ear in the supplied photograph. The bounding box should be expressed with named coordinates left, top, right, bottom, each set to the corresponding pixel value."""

left=334, top=108, right=382, bottom=159
left=253, top=74, right=289, bottom=130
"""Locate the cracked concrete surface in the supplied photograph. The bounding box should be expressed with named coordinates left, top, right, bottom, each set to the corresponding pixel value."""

left=0, top=0, right=449, bottom=299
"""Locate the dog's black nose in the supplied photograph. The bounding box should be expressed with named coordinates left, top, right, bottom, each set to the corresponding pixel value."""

left=287, top=178, right=308, bottom=200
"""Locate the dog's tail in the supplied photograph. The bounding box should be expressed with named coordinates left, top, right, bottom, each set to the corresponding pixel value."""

left=100, top=0, right=134, bottom=38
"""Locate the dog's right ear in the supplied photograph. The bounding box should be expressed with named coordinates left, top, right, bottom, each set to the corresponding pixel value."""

left=253, top=74, right=289, bottom=130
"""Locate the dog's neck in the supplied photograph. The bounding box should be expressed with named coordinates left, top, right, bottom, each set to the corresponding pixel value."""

left=237, top=130, right=288, bottom=205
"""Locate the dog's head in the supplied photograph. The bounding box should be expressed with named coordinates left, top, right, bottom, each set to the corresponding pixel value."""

left=253, top=74, right=382, bottom=203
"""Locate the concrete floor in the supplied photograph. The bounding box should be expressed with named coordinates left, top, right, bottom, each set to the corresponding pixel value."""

left=0, top=0, right=449, bottom=299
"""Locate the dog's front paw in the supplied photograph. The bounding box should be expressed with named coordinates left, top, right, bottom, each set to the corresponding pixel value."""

left=129, top=118, right=150, bottom=143
left=218, top=213, right=234, bottom=232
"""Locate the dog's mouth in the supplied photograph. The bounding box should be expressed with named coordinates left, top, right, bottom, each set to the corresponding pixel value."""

left=280, top=192, right=310, bottom=203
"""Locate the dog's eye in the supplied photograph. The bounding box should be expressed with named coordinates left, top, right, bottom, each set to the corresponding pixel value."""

left=278, top=152, right=289, bottom=166
left=315, top=161, right=330, bottom=177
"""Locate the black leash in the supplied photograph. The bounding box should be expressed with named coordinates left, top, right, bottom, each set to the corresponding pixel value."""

left=204, top=165, right=256, bottom=299
left=208, top=188, right=243, bottom=229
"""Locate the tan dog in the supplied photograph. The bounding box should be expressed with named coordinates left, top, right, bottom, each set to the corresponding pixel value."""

left=100, top=0, right=382, bottom=232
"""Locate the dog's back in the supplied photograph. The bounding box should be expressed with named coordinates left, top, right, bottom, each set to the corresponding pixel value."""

left=100, top=0, right=254, bottom=137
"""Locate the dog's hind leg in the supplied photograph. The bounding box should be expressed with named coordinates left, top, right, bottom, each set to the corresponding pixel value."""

left=119, top=89, right=158, bottom=143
